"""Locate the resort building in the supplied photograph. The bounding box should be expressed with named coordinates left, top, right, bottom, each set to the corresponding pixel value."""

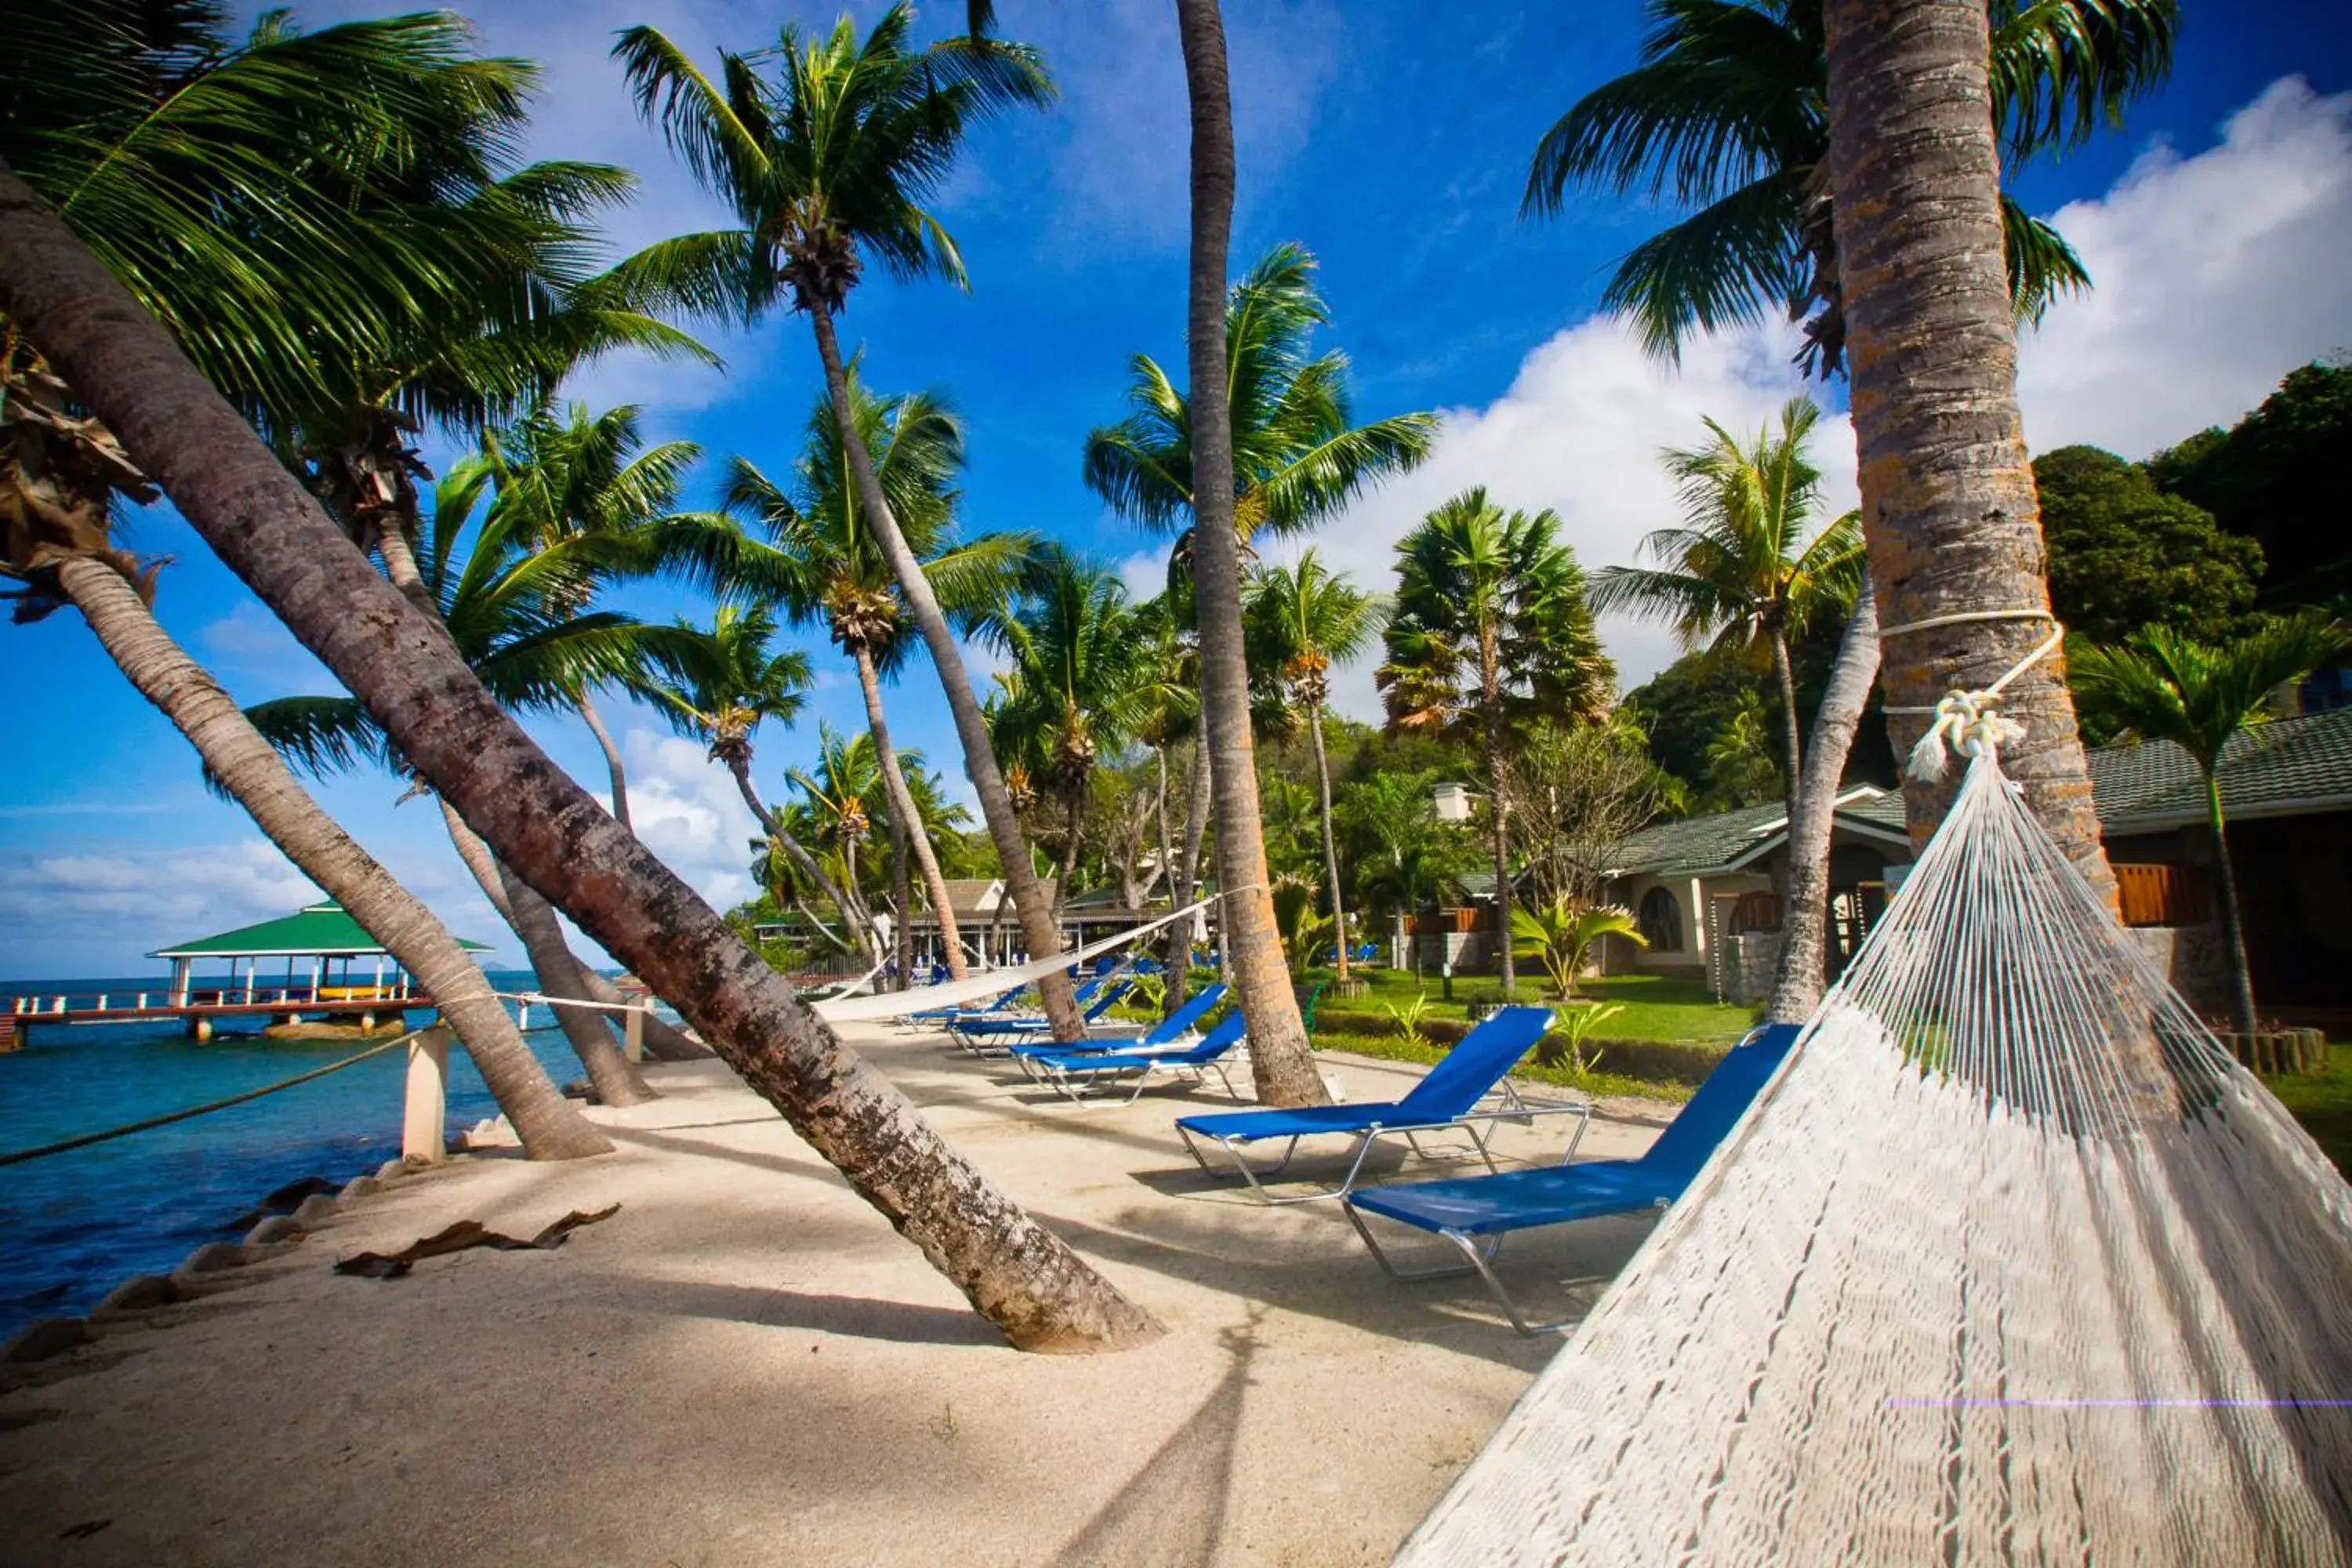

left=1597, top=707, right=2352, bottom=1022
left=756, top=877, right=1174, bottom=973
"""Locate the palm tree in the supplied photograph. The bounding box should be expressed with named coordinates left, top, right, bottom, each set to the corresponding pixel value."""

left=1244, top=551, right=1383, bottom=981
left=612, top=6, right=1091, bottom=1036
left=721, top=376, right=1032, bottom=981
left=0, top=3, right=621, bottom=1157
left=1338, top=767, right=1474, bottom=976
left=1820, top=0, right=2122, bottom=908
left=0, top=159, right=1164, bottom=1354
left=984, top=549, right=1159, bottom=920
left=1083, top=241, right=1439, bottom=557
left=471, top=401, right=707, bottom=831
left=1594, top=397, right=1861, bottom=821
left=1511, top=898, right=1647, bottom=1000
left=1525, top=0, right=2176, bottom=373
left=789, top=724, right=886, bottom=931
left=645, top=602, right=866, bottom=959
left=2070, top=616, right=2349, bottom=1036
left=1381, top=488, right=1613, bottom=998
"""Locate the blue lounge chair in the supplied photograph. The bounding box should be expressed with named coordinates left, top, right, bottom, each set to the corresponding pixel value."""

left=1173, top=1005, right=1587, bottom=1204
left=1007, top=983, right=1228, bottom=1078
left=1022, top=1011, right=1248, bottom=1104
left=905, top=980, right=1026, bottom=1029
left=949, top=976, right=1131, bottom=1054
left=1342, top=1023, right=1800, bottom=1334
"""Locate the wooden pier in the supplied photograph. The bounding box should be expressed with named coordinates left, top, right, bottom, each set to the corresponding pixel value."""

left=6, top=983, right=431, bottom=1042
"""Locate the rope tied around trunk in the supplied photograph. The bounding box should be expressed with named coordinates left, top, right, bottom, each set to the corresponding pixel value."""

left=1878, top=612, right=2065, bottom=782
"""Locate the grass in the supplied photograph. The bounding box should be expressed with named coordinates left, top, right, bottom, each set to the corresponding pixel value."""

left=1325, top=967, right=1756, bottom=1044
left=2264, top=1041, right=2350, bottom=1178
left=1312, top=1028, right=1693, bottom=1104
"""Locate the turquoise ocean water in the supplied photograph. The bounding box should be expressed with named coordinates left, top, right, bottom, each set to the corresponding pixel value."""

left=0, top=971, right=586, bottom=1337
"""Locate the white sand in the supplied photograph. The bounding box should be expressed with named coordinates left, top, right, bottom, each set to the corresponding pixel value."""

left=0, top=1024, right=1678, bottom=1566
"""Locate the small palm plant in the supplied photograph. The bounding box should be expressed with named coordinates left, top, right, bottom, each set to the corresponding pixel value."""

left=1535, top=1003, right=1624, bottom=1079
left=1383, top=990, right=1432, bottom=1043
left=1510, top=896, right=1647, bottom=1001
left=2069, top=613, right=2350, bottom=1036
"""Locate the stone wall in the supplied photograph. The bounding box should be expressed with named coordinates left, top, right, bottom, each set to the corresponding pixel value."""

left=2129, top=924, right=2231, bottom=1015
left=1718, top=931, right=1783, bottom=1007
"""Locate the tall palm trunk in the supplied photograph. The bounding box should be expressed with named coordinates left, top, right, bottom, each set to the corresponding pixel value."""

left=372, top=521, right=437, bottom=622
left=1769, top=625, right=1805, bottom=823
left=1819, top=3, right=2170, bottom=1106
left=438, top=797, right=657, bottom=1106
left=2205, top=773, right=2259, bottom=1036
left=57, top=560, right=607, bottom=1158
left=804, top=309, right=1081, bottom=1042
left=852, top=644, right=967, bottom=979
left=1305, top=700, right=1350, bottom=982
left=889, top=809, right=913, bottom=990
left=1054, top=787, right=1085, bottom=923
left=724, top=756, right=870, bottom=961
left=1165, top=742, right=1212, bottom=1009
left=576, top=689, right=631, bottom=829
left=1152, top=745, right=1179, bottom=1013
left=1174, top=0, right=1324, bottom=1107
left=0, top=167, right=1163, bottom=1352
left=1478, top=615, right=1515, bottom=998
left=1766, top=577, right=1879, bottom=1022
left=1819, top=0, right=2112, bottom=897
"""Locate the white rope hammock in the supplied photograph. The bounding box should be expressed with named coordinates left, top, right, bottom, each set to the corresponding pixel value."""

left=1399, top=710, right=2352, bottom=1564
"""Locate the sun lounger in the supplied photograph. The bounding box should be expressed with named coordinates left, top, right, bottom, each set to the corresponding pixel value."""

left=949, top=976, right=1131, bottom=1054
left=1007, top=983, right=1228, bottom=1078
left=905, top=981, right=1027, bottom=1029
left=1341, top=1022, right=1799, bottom=1333
left=1022, top=1011, right=1248, bottom=1104
left=1173, top=1005, right=1584, bottom=1204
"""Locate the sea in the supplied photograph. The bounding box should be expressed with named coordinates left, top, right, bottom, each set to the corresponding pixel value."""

left=0, top=970, right=592, bottom=1338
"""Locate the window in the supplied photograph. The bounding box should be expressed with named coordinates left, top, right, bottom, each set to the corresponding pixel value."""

left=1639, top=886, right=1683, bottom=952
left=1729, top=891, right=1784, bottom=935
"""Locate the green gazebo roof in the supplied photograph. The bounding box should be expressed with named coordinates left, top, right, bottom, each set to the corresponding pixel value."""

left=152, top=899, right=489, bottom=960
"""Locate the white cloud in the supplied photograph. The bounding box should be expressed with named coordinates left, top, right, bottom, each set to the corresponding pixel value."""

left=619, top=729, right=764, bottom=915
left=1308, top=319, right=1858, bottom=709
left=199, top=601, right=346, bottom=695
left=11, top=842, right=318, bottom=933
left=2017, top=78, right=2352, bottom=457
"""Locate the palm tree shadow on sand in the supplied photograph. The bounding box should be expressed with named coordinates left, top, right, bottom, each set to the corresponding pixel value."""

left=1050, top=1308, right=1264, bottom=1567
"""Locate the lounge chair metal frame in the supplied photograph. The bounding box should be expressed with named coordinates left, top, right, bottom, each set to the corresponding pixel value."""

left=1340, top=1196, right=1661, bottom=1335
left=1022, top=1014, right=1249, bottom=1105
left=1174, top=1097, right=1591, bottom=1205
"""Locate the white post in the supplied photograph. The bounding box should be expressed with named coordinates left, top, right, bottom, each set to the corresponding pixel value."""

left=402, top=1025, right=452, bottom=1163
left=623, top=1001, right=644, bottom=1064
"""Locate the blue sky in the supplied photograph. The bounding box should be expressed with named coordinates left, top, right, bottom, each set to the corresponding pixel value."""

left=6, top=0, right=2350, bottom=978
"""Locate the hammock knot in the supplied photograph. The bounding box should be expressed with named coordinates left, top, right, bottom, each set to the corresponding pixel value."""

left=1907, top=690, right=2025, bottom=782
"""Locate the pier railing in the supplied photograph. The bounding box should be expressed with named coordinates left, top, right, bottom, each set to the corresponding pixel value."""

left=9, top=981, right=417, bottom=1016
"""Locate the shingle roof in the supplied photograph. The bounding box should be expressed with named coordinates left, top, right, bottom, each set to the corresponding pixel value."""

left=2087, top=707, right=2352, bottom=829
left=154, top=900, right=488, bottom=959
left=1602, top=707, right=2352, bottom=878
left=1605, top=789, right=1910, bottom=877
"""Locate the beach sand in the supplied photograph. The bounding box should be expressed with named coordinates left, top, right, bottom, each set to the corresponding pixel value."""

left=0, top=1022, right=1678, bottom=1566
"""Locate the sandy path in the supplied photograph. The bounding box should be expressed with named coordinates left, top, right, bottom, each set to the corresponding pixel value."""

left=0, top=1024, right=1677, bottom=1567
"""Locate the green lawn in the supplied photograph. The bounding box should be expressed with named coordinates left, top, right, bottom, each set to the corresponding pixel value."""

left=2265, top=1042, right=2350, bottom=1178
left=1321, top=967, right=1756, bottom=1044
left=1312, top=1029, right=1695, bottom=1104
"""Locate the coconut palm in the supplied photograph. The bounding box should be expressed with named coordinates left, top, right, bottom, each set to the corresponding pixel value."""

left=1082, top=242, right=1439, bottom=556
left=0, top=3, right=623, bottom=1157
left=1381, top=489, right=1613, bottom=999
left=2, top=168, right=1163, bottom=1348
left=1243, top=551, right=1383, bottom=981
left=789, top=724, right=885, bottom=928
left=984, top=549, right=1159, bottom=920
left=720, top=375, right=1032, bottom=980
left=1526, top=0, right=2177, bottom=373
left=1820, top=0, right=2122, bottom=908
left=612, top=5, right=1091, bottom=1035
left=2070, top=615, right=2350, bottom=1036
left=1594, top=396, right=1861, bottom=820
left=643, top=601, right=870, bottom=960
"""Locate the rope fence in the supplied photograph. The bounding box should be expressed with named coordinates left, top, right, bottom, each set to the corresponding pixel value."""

left=0, top=1027, right=428, bottom=1170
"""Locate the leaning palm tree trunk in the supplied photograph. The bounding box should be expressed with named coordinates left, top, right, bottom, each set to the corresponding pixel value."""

left=58, top=559, right=608, bottom=1160
left=1306, top=701, right=1351, bottom=984
left=1479, top=620, right=1516, bottom=999
left=1820, top=0, right=2114, bottom=895
left=437, top=798, right=658, bottom=1106
left=1174, top=0, right=1325, bottom=1106
left=722, top=757, right=873, bottom=963
left=806, top=310, right=1080, bottom=1039
left=852, top=646, right=967, bottom=979
left=1766, top=578, right=1879, bottom=1023
left=1165, top=742, right=1213, bottom=1009
left=0, top=165, right=1163, bottom=1352
left=575, top=689, right=632, bottom=829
